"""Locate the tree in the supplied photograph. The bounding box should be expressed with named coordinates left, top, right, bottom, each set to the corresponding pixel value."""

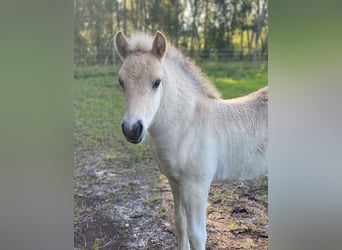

left=253, top=0, right=267, bottom=61
left=74, top=0, right=268, bottom=65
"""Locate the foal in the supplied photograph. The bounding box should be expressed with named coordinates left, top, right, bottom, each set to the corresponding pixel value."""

left=115, top=31, right=268, bottom=250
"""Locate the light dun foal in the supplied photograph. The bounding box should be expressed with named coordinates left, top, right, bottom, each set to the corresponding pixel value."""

left=115, top=31, right=268, bottom=250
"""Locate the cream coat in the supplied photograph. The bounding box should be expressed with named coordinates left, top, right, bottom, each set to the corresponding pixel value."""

left=115, top=31, right=268, bottom=250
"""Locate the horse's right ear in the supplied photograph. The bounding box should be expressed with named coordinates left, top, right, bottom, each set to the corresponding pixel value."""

left=115, top=31, right=129, bottom=61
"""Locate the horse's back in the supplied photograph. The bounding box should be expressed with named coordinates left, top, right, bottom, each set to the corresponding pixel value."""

left=249, top=85, right=268, bottom=105
left=224, top=86, right=268, bottom=107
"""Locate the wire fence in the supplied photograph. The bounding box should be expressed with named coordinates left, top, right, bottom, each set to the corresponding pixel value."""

left=74, top=46, right=268, bottom=69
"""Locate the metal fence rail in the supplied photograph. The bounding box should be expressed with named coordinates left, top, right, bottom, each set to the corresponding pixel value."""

left=74, top=47, right=268, bottom=68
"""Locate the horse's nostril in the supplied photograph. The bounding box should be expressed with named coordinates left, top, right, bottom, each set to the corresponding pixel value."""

left=121, top=120, right=144, bottom=143
left=136, top=120, right=143, bottom=136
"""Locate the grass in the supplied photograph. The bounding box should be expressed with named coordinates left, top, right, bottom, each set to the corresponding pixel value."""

left=159, top=207, right=169, bottom=219
left=74, top=72, right=151, bottom=168
left=145, top=195, right=161, bottom=204
left=74, top=65, right=116, bottom=79
left=199, top=61, right=268, bottom=99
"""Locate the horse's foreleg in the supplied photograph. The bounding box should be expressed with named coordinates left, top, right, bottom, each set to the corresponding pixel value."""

left=181, top=181, right=210, bottom=250
left=169, top=180, right=190, bottom=250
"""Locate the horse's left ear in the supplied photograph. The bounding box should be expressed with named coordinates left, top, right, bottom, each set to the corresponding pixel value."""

left=152, top=31, right=167, bottom=59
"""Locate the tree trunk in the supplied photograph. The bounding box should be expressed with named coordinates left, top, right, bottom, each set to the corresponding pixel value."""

left=131, top=0, right=137, bottom=30
left=115, top=0, right=120, bottom=31
left=108, top=0, right=114, bottom=39
left=253, top=32, right=260, bottom=61
left=261, top=30, right=268, bottom=59
left=203, top=0, right=209, bottom=50
left=137, top=0, right=142, bottom=30
left=123, top=0, right=127, bottom=34
left=247, top=28, right=254, bottom=60
left=142, top=0, right=147, bottom=32
left=167, top=1, right=171, bottom=42
left=253, top=0, right=267, bottom=61
left=109, top=0, right=114, bottom=65
left=240, top=28, right=244, bottom=60
left=190, top=0, right=199, bottom=57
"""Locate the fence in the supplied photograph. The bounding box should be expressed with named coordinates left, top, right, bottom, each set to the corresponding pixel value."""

left=74, top=46, right=268, bottom=68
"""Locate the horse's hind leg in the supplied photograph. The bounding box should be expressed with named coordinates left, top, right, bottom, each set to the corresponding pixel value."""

left=181, top=180, right=210, bottom=250
left=169, top=180, right=190, bottom=250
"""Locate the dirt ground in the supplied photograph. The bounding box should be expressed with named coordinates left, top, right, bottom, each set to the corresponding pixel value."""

left=74, top=144, right=268, bottom=250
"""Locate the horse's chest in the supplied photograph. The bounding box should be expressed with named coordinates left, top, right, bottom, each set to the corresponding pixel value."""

left=148, top=139, right=186, bottom=180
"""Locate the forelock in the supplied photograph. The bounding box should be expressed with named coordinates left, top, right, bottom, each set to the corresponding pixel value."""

left=127, top=32, right=154, bottom=52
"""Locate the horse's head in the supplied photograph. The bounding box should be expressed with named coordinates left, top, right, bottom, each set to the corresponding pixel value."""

left=115, top=31, right=167, bottom=144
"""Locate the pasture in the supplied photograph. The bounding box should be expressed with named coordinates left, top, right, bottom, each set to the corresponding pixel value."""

left=74, top=61, right=268, bottom=249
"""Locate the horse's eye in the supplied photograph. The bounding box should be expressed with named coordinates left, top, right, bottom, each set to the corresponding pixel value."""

left=118, top=78, right=124, bottom=89
left=152, top=79, right=161, bottom=89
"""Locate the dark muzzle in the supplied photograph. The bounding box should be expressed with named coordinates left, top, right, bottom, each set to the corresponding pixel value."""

left=121, top=119, right=144, bottom=144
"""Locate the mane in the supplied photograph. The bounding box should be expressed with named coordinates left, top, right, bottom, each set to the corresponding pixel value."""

left=127, top=32, right=221, bottom=99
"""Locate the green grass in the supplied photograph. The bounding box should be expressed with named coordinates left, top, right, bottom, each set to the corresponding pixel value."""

left=74, top=75, right=121, bottom=150
left=200, top=61, right=268, bottom=99
left=74, top=65, right=116, bottom=79
left=74, top=71, right=151, bottom=169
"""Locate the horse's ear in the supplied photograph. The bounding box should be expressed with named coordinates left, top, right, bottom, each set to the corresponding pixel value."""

left=152, top=31, right=167, bottom=59
left=115, top=31, right=129, bottom=60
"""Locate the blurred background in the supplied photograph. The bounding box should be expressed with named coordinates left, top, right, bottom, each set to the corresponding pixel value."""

left=74, top=0, right=268, bottom=67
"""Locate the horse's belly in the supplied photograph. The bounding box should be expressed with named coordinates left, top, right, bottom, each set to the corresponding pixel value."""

left=213, top=153, right=268, bottom=182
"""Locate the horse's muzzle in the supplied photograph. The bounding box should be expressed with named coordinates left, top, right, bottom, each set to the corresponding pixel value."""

left=121, top=119, right=144, bottom=144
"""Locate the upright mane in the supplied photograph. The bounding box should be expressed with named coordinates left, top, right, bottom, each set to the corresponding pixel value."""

left=126, top=32, right=221, bottom=99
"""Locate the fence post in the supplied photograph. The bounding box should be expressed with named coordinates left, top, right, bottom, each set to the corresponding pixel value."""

left=112, top=46, right=116, bottom=72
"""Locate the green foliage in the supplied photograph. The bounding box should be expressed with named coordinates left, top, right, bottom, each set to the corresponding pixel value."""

left=74, top=0, right=268, bottom=66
